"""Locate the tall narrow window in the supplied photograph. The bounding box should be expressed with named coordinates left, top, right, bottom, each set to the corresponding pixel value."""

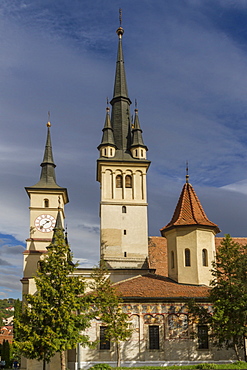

left=44, top=199, right=49, bottom=208
left=202, top=249, right=208, bottom=266
left=122, top=206, right=127, bottom=213
left=185, top=249, right=191, bottom=267
left=171, top=251, right=175, bottom=269
left=110, top=148, right=113, bottom=156
left=135, top=149, right=138, bottom=157
left=198, top=325, right=209, bottom=349
left=149, top=325, right=159, bottom=350
left=100, top=326, right=110, bottom=350
left=104, top=148, right=107, bottom=156
left=116, top=175, right=123, bottom=188
left=125, top=175, right=132, bottom=188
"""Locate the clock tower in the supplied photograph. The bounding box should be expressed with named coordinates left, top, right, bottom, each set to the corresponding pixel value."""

left=22, top=121, right=69, bottom=296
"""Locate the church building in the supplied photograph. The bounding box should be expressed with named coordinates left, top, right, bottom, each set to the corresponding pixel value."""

left=21, top=23, right=245, bottom=369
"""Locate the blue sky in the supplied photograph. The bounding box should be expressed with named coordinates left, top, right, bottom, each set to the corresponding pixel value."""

left=2, top=0, right=247, bottom=298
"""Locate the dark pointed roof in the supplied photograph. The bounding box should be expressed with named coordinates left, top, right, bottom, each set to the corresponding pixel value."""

left=47, top=208, right=65, bottom=249
left=98, top=107, right=116, bottom=149
left=26, top=123, right=69, bottom=203
left=112, top=27, right=129, bottom=100
left=160, top=179, right=220, bottom=235
left=32, top=124, right=60, bottom=188
left=54, top=207, right=63, bottom=230
left=131, top=108, right=147, bottom=150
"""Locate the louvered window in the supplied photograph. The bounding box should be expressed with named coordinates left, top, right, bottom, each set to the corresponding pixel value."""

left=116, top=175, right=123, bottom=188
left=125, top=175, right=132, bottom=188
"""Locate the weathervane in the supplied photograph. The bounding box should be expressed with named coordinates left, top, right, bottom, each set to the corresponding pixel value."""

left=186, top=161, right=189, bottom=183
left=119, top=8, right=122, bottom=26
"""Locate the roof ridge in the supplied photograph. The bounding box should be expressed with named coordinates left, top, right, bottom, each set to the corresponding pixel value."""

left=112, top=274, right=143, bottom=286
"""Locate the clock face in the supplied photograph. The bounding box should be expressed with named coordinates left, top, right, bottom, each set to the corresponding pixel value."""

left=35, top=214, right=56, bottom=233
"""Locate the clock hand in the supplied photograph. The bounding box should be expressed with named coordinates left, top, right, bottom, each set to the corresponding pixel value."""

left=40, top=220, right=50, bottom=229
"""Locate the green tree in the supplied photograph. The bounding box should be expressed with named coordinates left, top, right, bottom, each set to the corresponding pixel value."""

left=90, top=262, right=132, bottom=367
left=189, top=234, right=247, bottom=360
left=0, top=339, right=11, bottom=368
left=14, top=211, right=91, bottom=370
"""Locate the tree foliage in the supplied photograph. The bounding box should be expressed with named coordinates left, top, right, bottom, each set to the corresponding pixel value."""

left=0, top=339, right=12, bottom=368
left=189, top=234, right=247, bottom=360
left=90, top=262, right=132, bottom=367
left=14, top=220, right=91, bottom=370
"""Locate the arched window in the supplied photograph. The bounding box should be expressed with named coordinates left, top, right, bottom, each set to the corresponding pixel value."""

left=116, top=175, right=123, bottom=188
left=125, top=175, right=132, bottom=188
left=104, top=148, right=107, bottom=156
left=135, top=149, right=138, bottom=157
left=185, top=249, right=191, bottom=267
left=171, top=251, right=175, bottom=269
left=141, top=149, right=143, bottom=157
left=122, top=206, right=126, bottom=213
left=202, top=249, right=208, bottom=266
left=44, top=199, right=49, bottom=208
left=110, top=148, right=113, bottom=156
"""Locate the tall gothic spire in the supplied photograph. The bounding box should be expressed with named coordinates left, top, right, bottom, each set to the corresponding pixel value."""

left=109, top=25, right=132, bottom=159
left=97, top=20, right=149, bottom=163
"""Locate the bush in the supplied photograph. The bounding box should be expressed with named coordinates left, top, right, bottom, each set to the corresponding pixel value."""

left=89, top=364, right=112, bottom=370
left=196, top=364, right=217, bottom=370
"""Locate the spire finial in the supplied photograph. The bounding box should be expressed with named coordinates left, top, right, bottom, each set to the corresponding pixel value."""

left=116, top=8, right=124, bottom=38
left=186, top=161, right=189, bottom=183
left=106, top=97, right=110, bottom=112
left=47, top=111, right=51, bottom=127
left=135, top=99, right=138, bottom=113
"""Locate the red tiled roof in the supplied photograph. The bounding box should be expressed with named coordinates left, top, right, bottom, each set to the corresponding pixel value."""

left=215, top=237, right=247, bottom=248
left=160, top=182, right=220, bottom=234
left=114, top=273, right=210, bottom=299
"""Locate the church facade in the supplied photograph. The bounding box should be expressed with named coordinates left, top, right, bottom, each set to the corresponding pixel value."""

left=21, top=24, right=244, bottom=370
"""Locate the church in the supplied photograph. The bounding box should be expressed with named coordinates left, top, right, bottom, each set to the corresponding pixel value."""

left=21, top=23, right=245, bottom=369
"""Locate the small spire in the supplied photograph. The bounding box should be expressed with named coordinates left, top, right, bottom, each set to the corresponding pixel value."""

left=97, top=105, right=116, bottom=150
left=186, top=161, right=189, bottom=183
left=131, top=107, right=147, bottom=151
